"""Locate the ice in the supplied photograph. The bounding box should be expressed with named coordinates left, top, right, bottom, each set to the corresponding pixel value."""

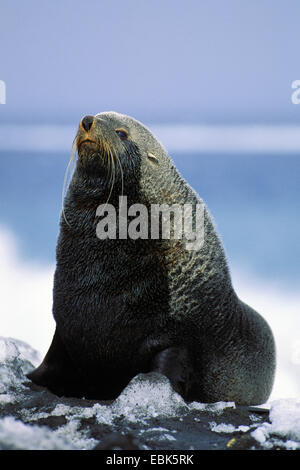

left=0, top=337, right=19, bottom=362
left=0, top=394, right=15, bottom=405
left=238, top=425, right=251, bottom=433
left=52, top=419, right=98, bottom=450
left=189, top=401, right=236, bottom=414
left=11, top=338, right=42, bottom=369
left=210, top=422, right=236, bottom=433
left=251, top=425, right=269, bottom=444
left=0, top=336, right=42, bottom=405
left=210, top=422, right=251, bottom=434
left=0, top=417, right=74, bottom=450
left=0, top=337, right=34, bottom=397
left=108, top=373, right=188, bottom=422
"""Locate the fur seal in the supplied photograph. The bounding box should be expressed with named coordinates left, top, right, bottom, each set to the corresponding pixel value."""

left=27, top=112, right=276, bottom=405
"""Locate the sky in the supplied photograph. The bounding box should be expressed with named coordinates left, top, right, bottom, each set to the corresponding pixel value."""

left=1, top=0, right=300, bottom=124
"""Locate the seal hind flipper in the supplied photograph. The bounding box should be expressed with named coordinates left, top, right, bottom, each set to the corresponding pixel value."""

left=151, top=346, right=194, bottom=399
left=27, top=328, right=83, bottom=397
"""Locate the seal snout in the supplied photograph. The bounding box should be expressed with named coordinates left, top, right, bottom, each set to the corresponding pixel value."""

left=81, top=115, right=94, bottom=132
left=78, top=115, right=98, bottom=151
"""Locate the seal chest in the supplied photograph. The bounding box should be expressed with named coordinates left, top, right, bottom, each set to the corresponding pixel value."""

left=28, top=112, right=276, bottom=405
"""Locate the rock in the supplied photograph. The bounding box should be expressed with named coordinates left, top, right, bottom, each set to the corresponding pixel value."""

left=0, top=337, right=299, bottom=450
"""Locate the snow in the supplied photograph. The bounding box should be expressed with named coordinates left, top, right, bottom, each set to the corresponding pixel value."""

left=269, top=399, right=300, bottom=440
left=251, top=399, right=300, bottom=449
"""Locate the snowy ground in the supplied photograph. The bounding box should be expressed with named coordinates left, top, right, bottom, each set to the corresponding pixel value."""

left=0, top=337, right=299, bottom=451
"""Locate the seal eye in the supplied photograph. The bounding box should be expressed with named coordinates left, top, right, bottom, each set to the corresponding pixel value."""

left=115, top=129, right=128, bottom=140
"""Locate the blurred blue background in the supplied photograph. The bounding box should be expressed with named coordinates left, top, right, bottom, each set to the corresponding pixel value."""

left=1, top=0, right=300, bottom=125
left=1, top=0, right=299, bottom=283
left=0, top=0, right=299, bottom=397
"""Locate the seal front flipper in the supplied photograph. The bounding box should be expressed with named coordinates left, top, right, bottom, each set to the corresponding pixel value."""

left=151, top=346, right=194, bottom=400
left=27, top=328, right=82, bottom=397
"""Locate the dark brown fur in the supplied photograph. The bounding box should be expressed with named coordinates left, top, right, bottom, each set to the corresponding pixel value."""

left=28, top=112, right=276, bottom=404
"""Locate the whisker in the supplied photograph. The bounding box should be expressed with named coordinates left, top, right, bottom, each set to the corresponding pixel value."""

left=62, top=139, right=77, bottom=228
left=107, top=142, right=114, bottom=197
left=100, top=141, right=116, bottom=214
left=108, top=143, right=116, bottom=203
left=114, top=144, right=124, bottom=200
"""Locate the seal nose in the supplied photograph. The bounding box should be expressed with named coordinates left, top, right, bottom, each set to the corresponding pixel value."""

left=81, top=115, right=94, bottom=132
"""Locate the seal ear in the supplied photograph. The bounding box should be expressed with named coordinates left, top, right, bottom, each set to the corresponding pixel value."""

left=147, top=152, right=159, bottom=164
